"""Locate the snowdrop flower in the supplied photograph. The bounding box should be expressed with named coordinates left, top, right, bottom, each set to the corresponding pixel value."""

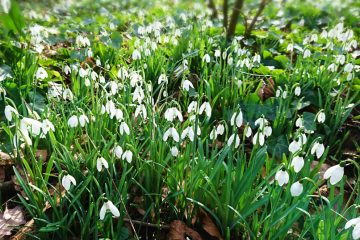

left=42, top=119, right=55, bottom=134
left=96, top=157, right=109, bottom=172
left=163, top=127, right=180, bottom=142
left=181, top=126, right=200, bottom=142
left=245, top=125, right=252, bottom=138
left=99, top=200, right=120, bottom=220
left=1, top=0, right=11, bottom=13
left=345, top=217, right=360, bottom=240
left=20, top=118, right=43, bottom=136
left=289, top=140, right=301, bottom=154
left=132, top=49, right=141, bottom=60
left=90, top=70, right=98, bottom=80
left=187, top=101, right=198, bottom=113
left=255, top=117, right=268, bottom=129
left=291, top=156, right=304, bottom=173
left=15, top=128, right=32, bottom=146
left=276, top=89, right=281, bottom=97
left=4, top=105, right=18, bottom=121
left=324, top=164, right=344, bottom=185
left=344, top=63, right=353, bottom=73
left=158, top=74, right=168, bottom=84
left=317, top=110, right=326, bottom=123
left=327, top=63, right=337, bottom=72
left=79, top=115, right=89, bottom=127
left=170, top=146, right=179, bottom=157
left=122, top=150, right=133, bottom=163
left=64, top=65, right=71, bottom=75
left=63, top=89, right=74, bottom=101
left=210, top=129, right=217, bottom=140
left=75, top=35, right=90, bottom=47
left=117, top=67, right=128, bottom=79
left=287, top=43, right=294, bottom=52
left=282, top=91, right=288, bottom=99
left=36, top=67, right=48, bottom=80
left=253, top=54, right=261, bottom=64
left=294, top=86, right=301, bottom=96
left=210, top=124, right=224, bottom=140
left=303, top=49, right=311, bottom=58
left=84, top=78, right=91, bottom=87
left=216, top=124, right=225, bottom=135
left=214, top=49, right=221, bottom=58
left=253, top=132, right=265, bottom=146
left=108, top=81, right=118, bottom=95
left=264, top=126, right=272, bottom=137
left=290, top=181, right=303, bottom=197
left=48, top=82, right=63, bottom=99
left=135, top=104, right=147, bottom=119
left=114, top=145, right=123, bottom=159
left=311, top=142, right=325, bottom=159
left=230, top=110, right=243, bottom=128
left=275, top=169, right=289, bottom=186
left=115, top=109, right=124, bottom=121
left=182, top=80, right=194, bottom=92
left=164, top=107, right=183, bottom=122
left=295, top=117, right=303, bottom=128
left=68, top=115, right=79, bottom=128
left=98, top=75, right=105, bottom=84
left=119, top=122, right=130, bottom=135
left=202, top=54, right=210, bottom=63
left=79, top=68, right=88, bottom=78
left=227, top=133, right=240, bottom=148
left=199, top=102, right=211, bottom=118
left=105, top=100, right=116, bottom=118
left=62, top=174, right=76, bottom=191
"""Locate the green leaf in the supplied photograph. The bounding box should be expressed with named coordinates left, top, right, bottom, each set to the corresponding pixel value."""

left=267, top=135, right=289, bottom=159
left=303, top=112, right=317, bottom=131
left=274, top=55, right=289, bottom=68
left=1, top=0, right=25, bottom=35
left=110, top=31, right=123, bottom=49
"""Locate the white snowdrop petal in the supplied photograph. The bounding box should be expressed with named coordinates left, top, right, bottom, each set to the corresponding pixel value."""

left=62, top=177, right=70, bottom=191
left=236, top=111, right=243, bottom=127
left=275, top=170, right=289, bottom=187
left=108, top=201, right=120, bottom=218
left=291, top=156, right=304, bottom=173
left=316, top=144, right=325, bottom=159
left=353, top=224, right=360, bottom=240
left=329, top=166, right=344, bottom=185
left=227, top=134, right=235, bottom=146
left=114, top=146, right=123, bottom=159
left=99, top=204, right=107, bottom=220
left=171, top=146, right=179, bottom=157
left=345, top=218, right=360, bottom=229
left=290, top=181, right=303, bottom=197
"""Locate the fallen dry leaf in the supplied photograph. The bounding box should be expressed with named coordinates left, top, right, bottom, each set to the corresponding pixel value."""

left=168, top=220, right=202, bottom=240
left=200, top=209, right=223, bottom=240
left=0, top=206, right=26, bottom=238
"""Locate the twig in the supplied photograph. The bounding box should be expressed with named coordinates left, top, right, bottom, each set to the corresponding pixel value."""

left=123, top=218, right=170, bottom=229
left=108, top=171, right=139, bottom=239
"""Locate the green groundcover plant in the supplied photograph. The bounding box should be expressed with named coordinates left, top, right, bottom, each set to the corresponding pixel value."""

left=0, top=0, right=359, bottom=239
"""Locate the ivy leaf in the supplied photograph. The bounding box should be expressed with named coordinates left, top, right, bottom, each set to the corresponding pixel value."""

left=303, top=112, right=317, bottom=131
